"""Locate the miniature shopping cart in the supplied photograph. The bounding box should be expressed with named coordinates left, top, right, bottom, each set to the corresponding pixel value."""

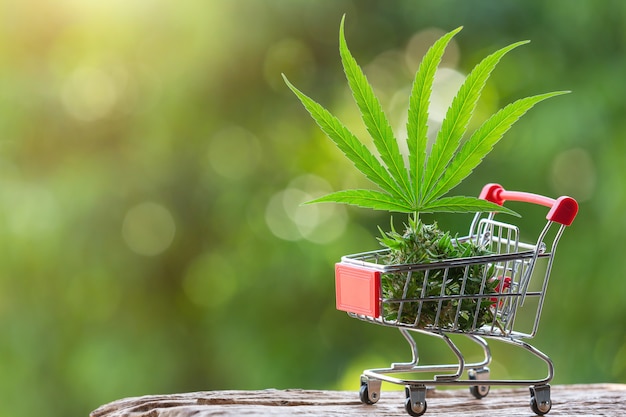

left=335, top=184, right=578, bottom=416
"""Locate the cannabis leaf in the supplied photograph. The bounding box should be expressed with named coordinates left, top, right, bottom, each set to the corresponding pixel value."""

left=283, top=15, right=569, bottom=219
left=338, top=20, right=413, bottom=206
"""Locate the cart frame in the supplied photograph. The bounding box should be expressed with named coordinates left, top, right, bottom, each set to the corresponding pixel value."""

left=334, top=184, right=578, bottom=416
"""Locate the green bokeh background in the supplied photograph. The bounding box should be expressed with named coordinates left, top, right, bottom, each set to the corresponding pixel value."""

left=0, top=1, right=624, bottom=416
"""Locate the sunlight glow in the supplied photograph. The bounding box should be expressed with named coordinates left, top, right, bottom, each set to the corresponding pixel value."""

left=208, top=126, right=262, bottom=180
left=265, top=175, right=347, bottom=244
left=122, top=202, right=176, bottom=256
left=61, top=66, right=121, bottom=121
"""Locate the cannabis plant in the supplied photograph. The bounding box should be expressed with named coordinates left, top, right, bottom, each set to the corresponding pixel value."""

left=283, top=17, right=567, bottom=328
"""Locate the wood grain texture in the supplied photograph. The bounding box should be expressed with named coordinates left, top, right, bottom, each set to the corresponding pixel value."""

left=90, top=384, right=625, bottom=416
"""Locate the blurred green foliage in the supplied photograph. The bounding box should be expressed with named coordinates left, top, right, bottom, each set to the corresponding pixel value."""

left=0, top=1, right=624, bottom=416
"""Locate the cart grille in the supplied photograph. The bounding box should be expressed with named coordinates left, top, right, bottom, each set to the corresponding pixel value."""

left=336, top=218, right=552, bottom=338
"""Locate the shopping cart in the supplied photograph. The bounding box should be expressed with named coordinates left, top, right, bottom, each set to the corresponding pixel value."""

left=335, top=183, right=578, bottom=416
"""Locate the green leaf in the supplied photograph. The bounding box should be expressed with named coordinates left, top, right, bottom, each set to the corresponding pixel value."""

left=424, top=91, right=570, bottom=203
left=338, top=16, right=412, bottom=204
left=283, top=74, right=408, bottom=201
left=285, top=19, right=569, bottom=223
left=420, top=40, right=529, bottom=202
left=419, top=196, right=519, bottom=216
left=306, top=189, right=415, bottom=213
left=407, top=26, right=462, bottom=203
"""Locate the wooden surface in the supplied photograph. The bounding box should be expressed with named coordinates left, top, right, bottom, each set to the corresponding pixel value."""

left=90, top=384, right=625, bottom=416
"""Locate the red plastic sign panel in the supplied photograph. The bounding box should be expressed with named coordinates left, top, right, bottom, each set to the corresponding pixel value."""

left=335, top=263, right=380, bottom=317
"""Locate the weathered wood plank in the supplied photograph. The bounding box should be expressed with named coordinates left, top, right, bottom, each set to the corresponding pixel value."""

left=90, top=384, right=626, bottom=417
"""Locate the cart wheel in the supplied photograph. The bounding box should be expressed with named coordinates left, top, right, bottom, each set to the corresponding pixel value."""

left=359, top=384, right=374, bottom=405
left=529, top=385, right=552, bottom=415
left=530, top=396, right=551, bottom=415
left=468, top=368, right=490, bottom=399
left=404, top=397, right=427, bottom=416
left=469, top=384, right=490, bottom=399
left=359, top=377, right=380, bottom=405
left=404, top=386, right=427, bottom=416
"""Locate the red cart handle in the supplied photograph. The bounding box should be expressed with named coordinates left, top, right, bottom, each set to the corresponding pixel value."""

left=479, top=183, right=578, bottom=226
